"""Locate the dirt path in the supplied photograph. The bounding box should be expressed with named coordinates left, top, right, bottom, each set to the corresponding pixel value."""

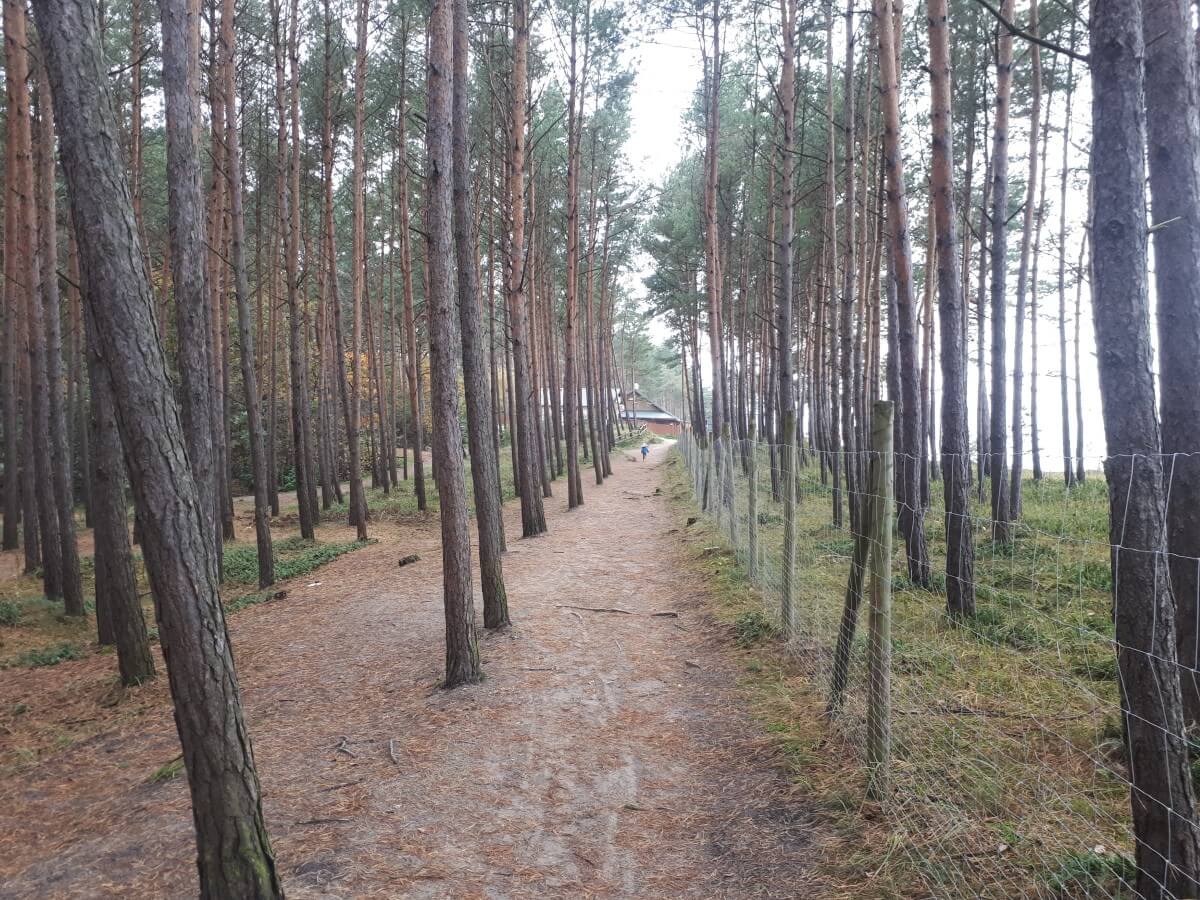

left=0, top=444, right=825, bottom=898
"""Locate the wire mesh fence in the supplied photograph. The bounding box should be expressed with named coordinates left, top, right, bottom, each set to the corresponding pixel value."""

left=676, top=426, right=1200, bottom=899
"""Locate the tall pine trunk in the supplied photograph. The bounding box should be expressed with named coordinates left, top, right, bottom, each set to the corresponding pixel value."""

left=928, top=0, right=975, bottom=616
left=876, top=0, right=930, bottom=585
left=988, top=0, right=1014, bottom=542
left=1145, top=0, right=1200, bottom=732
left=427, top=0, right=482, bottom=687
left=1090, top=0, right=1200, bottom=888
left=222, top=0, right=273, bottom=587
left=34, top=0, right=283, bottom=889
left=453, top=0, right=509, bottom=629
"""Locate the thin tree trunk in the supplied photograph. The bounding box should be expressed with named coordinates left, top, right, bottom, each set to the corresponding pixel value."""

left=345, top=0, right=370, bottom=540
left=876, top=0, right=930, bottom=585
left=1057, top=46, right=1077, bottom=487
left=928, top=0, right=975, bottom=617
left=86, top=306, right=155, bottom=684
left=1010, top=0, right=1040, bottom=519
left=222, top=0, right=273, bottom=587
left=508, top=0, right=547, bottom=532
left=36, top=57, right=85, bottom=615
left=1, top=0, right=21, bottom=551
left=988, top=0, right=1014, bottom=542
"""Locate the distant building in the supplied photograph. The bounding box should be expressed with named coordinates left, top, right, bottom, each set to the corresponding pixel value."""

left=621, top=389, right=681, bottom=437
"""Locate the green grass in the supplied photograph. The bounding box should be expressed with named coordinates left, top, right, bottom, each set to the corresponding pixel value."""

left=3, top=642, right=86, bottom=668
left=146, top=756, right=185, bottom=784
left=0, top=599, right=21, bottom=627
left=222, top=537, right=372, bottom=611
left=222, top=535, right=371, bottom=586
left=733, top=609, right=779, bottom=647
left=1045, top=849, right=1137, bottom=897
left=664, top=446, right=1132, bottom=898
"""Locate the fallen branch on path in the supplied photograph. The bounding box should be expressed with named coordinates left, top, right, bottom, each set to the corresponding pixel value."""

left=333, top=736, right=357, bottom=758
left=556, top=604, right=679, bottom=618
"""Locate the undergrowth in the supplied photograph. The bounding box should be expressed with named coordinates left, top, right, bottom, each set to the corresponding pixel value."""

left=2, top=642, right=86, bottom=668
left=662, top=448, right=1131, bottom=899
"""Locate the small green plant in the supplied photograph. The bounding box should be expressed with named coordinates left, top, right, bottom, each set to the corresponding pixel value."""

left=147, top=756, right=185, bottom=784
left=1044, top=848, right=1136, bottom=897
left=733, top=609, right=778, bottom=647
left=7, top=642, right=86, bottom=668
left=960, top=605, right=1046, bottom=650
left=1070, top=651, right=1119, bottom=682
left=0, top=599, right=21, bottom=627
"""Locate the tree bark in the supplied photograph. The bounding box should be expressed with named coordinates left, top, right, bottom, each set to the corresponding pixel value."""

left=1056, top=47, right=1077, bottom=487
left=988, top=0, right=1014, bottom=543
left=85, top=296, right=155, bottom=684
left=928, top=0, right=975, bottom=617
left=427, top=0, right=481, bottom=687
left=223, top=0, right=274, bottom=587
left=1144, top=0, right=1200, bottom=732
left=507, top=0, right=548, bottom=533
left=33, top=0, right=282, bottom=890
left=2, top=0, right=26, bottom=555
left=1089, top=0, right=1200, bottom=890
left=159, top=0, right=217, bottom=564
left=875, top=0, right=930, bottom=585
left=345, top=0, right=370, bottom=540
left=35, top=58, right=85, bottom=615
left=1010, top=0, right=1040, bottom=520
left=453, top=0, right=509, bottom=629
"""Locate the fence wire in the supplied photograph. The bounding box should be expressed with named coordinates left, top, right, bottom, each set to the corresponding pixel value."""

left=677, top=432, right=1200, bottom=899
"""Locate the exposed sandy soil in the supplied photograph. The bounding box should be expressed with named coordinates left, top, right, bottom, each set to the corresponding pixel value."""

left=0, top=443, right=828, bottom=898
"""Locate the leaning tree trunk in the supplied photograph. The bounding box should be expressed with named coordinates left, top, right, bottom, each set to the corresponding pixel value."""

left=453, top=0, right=509, bottom=629
left=1144, top=0, right=1200, bottom=733
left=1089, top=0, right=1200, bottom=891
left=427, top=0, right=481, bottom=688
left=927, top=0, right=974, bottom=617
left=33, top=0, right=282, bottom=892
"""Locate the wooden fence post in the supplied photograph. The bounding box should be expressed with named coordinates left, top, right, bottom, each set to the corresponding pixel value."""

left=866, top=400, right=894, bottom=801
left=748, top=429, right=758, bottom=579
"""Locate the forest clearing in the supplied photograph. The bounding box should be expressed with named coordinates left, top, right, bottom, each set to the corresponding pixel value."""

left=3, top=0, right=1200, bottom=891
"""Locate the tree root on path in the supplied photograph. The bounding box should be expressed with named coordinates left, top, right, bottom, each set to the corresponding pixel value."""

left=555, top=604, right=679, bottom=618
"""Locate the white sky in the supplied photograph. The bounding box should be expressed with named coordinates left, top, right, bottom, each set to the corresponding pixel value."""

left=616, top=15, right=1109, bottom=471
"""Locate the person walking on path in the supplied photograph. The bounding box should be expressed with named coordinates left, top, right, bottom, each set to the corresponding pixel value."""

left=641, top=443, right=650, bottom=462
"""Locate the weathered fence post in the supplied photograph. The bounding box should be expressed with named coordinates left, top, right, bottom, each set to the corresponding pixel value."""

left=781, top=430, right=797, bottom=637
left=748, top=430, right=758, bottom=580
left=866, top=400, right=894, bottom=801
left=725, top=435, right=738, bottom=546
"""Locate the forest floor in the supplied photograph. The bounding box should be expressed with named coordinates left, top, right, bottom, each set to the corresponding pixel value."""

left=0, top=442, right=838, bottom=898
